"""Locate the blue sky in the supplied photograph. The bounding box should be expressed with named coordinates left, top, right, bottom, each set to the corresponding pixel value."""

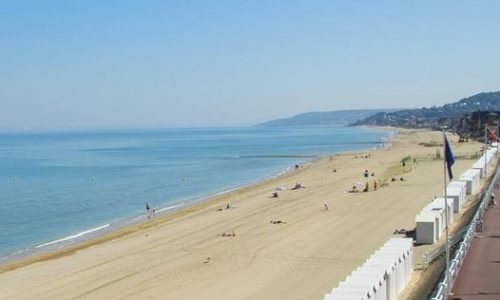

left=1, top=1, right=499, bottom=129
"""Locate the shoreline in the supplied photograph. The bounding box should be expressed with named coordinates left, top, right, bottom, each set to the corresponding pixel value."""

left=1, top=127, right=484, bottom=300
left=0, top=154, right=322, bottom=273
left=0, top=127, right=392, bottom=270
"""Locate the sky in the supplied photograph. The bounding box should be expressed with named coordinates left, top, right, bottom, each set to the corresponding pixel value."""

left=1, top=1, right=499, bottom=130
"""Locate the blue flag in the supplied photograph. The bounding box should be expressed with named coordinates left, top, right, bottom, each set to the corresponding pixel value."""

left=444, top=135, right=455, bottom=180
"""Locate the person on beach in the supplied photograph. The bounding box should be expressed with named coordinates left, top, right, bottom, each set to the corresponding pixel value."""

left=489, top=192, right=497, bottom=207
left=270, top=220, right=286, bottom=224
left=323, top=204, right=329, bottom=211
left=145, top=202, right=151, bottom=219
left=292, top=182, right=304, bottom=190
left=222, top=231, right=236, bottom=237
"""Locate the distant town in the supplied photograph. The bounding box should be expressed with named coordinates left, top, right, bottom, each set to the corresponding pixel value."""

left=260, top=91, right=500, bottom=142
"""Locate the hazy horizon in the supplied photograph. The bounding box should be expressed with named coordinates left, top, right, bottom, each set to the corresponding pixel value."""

left=2, top=1, right=499, bottom=130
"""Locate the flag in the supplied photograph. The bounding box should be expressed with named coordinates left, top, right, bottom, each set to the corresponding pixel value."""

left=487, top=127, right=499, bottom=142
left=444, top=135, right=455, bottom=180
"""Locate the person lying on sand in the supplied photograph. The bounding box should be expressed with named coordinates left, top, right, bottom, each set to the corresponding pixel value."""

left=217, top=203, right=234, bottom=211
left=270, top=220, right=286, bottom=224
left=221, top=231, right=236, bottom=237
left=349, top=186, right=359, bottom=193
left=292, top=182, right=305, bottom=190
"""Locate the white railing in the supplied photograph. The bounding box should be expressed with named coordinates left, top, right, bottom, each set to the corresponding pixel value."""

left=429, top=164, right=500, bottom=300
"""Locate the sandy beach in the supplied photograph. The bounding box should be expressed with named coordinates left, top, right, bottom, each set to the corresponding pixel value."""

left=0, top=128, right=485, bottom=300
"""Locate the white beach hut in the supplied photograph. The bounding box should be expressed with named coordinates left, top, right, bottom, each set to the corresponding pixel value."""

left=350, top=270, right=387, bottom=300
left=487, top=148, right=497, bottom=165
left=329, top=238, right=414, bottom=300
left=343, top=275, right=382, bottom=300
left=416, top=212, right=439, bottom=244
left=431, top=197, right=454, bottom=225
left=421, top=203, right=446, bottom=236
left=448, top=181, right=467, bottom=202
left=325, top=289, right=366, bottom=300
left=378, top=241, right=413, bottom=285
left=458, top=169, right=481, bottom=195
left=472, top=157, right=486, bottom=178
left=370, top=247, right=411, bottom=296
left=337, top=281, right=375, bottom=300
left=363, top=260, right=398, bottom=300
left=446, top=187, right=463, bottom=213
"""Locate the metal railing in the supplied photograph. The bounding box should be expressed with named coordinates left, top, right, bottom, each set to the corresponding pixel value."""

left=429, top=163, right=500, bottom=300
left=422, top=226, right=468, bottom=268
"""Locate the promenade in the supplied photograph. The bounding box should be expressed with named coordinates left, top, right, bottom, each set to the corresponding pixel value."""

left=449, top=181, right=500, bottom=299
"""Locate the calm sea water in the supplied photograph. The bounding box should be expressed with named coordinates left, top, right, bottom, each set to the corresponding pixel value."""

left=0, top=126, right=391, bottom=261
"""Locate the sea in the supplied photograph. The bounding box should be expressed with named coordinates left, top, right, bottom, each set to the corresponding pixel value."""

left=0, top=126, right=392, bottom=262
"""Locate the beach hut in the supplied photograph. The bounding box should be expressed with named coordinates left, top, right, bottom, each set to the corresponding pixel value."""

left=472, top=158, right=486, bottom=178
left=448, top=181, right=466, bottom=198
left=350, top=269, right=387, bottom=300
left=446, top=187, right=463, bottom=213
left=370, top=246, right=411, bottom=296
left=431, top=197, right=454, bottom=226
left=342, top=276, right=381, bottom=300
left=378, top=240, right=413, bottom=285
left=458, top=169, right=481, bottom=195
left=328, top=287, right=370, bottom=300
left=416, top=212, right=439, bottom=244
left=421, top=202, right=446, bottom=236
left=337, top=281, right=375, bottom=300
left=364, top=257, right=401, bottom=300
left=487, top=148, right=497, bottom=165
left=448, top=181, right=467, bottom=202
left=330, top=238, right=413, bottom=300
left=352, top=267, right=389, bottom=300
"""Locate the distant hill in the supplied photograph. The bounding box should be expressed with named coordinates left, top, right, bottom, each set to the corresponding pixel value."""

left=354, top=91, right=500, bottom=127
left=256, top=109, right=400, bottom=127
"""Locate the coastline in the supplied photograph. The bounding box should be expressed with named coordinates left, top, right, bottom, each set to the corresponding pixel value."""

left=0, top=127, right=393, bottom=268
left=0, top=128, right=392, bottom=270
left=2, top=127, right=478, bottom=300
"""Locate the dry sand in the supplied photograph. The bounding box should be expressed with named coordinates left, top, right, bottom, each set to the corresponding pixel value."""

left=0, top=129, right=485, bottom=300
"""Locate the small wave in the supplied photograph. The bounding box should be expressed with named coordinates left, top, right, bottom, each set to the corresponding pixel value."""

left=239, top=155, right=317, bottom=159
left=81, top=147, right=139, bottom=153
left=35, top=224, right=110, bottom=249
left=156, top=204, right=183, bottom=213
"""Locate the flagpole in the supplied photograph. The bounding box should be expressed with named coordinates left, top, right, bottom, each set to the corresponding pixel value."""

left=442, top=128, right=450, bottom=294
left=485, top=127, right=488, bottom=178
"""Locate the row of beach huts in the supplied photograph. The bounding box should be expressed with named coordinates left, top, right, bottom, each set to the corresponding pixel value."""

left=416, top=146, right=497, bottom=244
left=323, top=144, right=498, bottom=300
left=324, top=238, right=413, bottom=300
